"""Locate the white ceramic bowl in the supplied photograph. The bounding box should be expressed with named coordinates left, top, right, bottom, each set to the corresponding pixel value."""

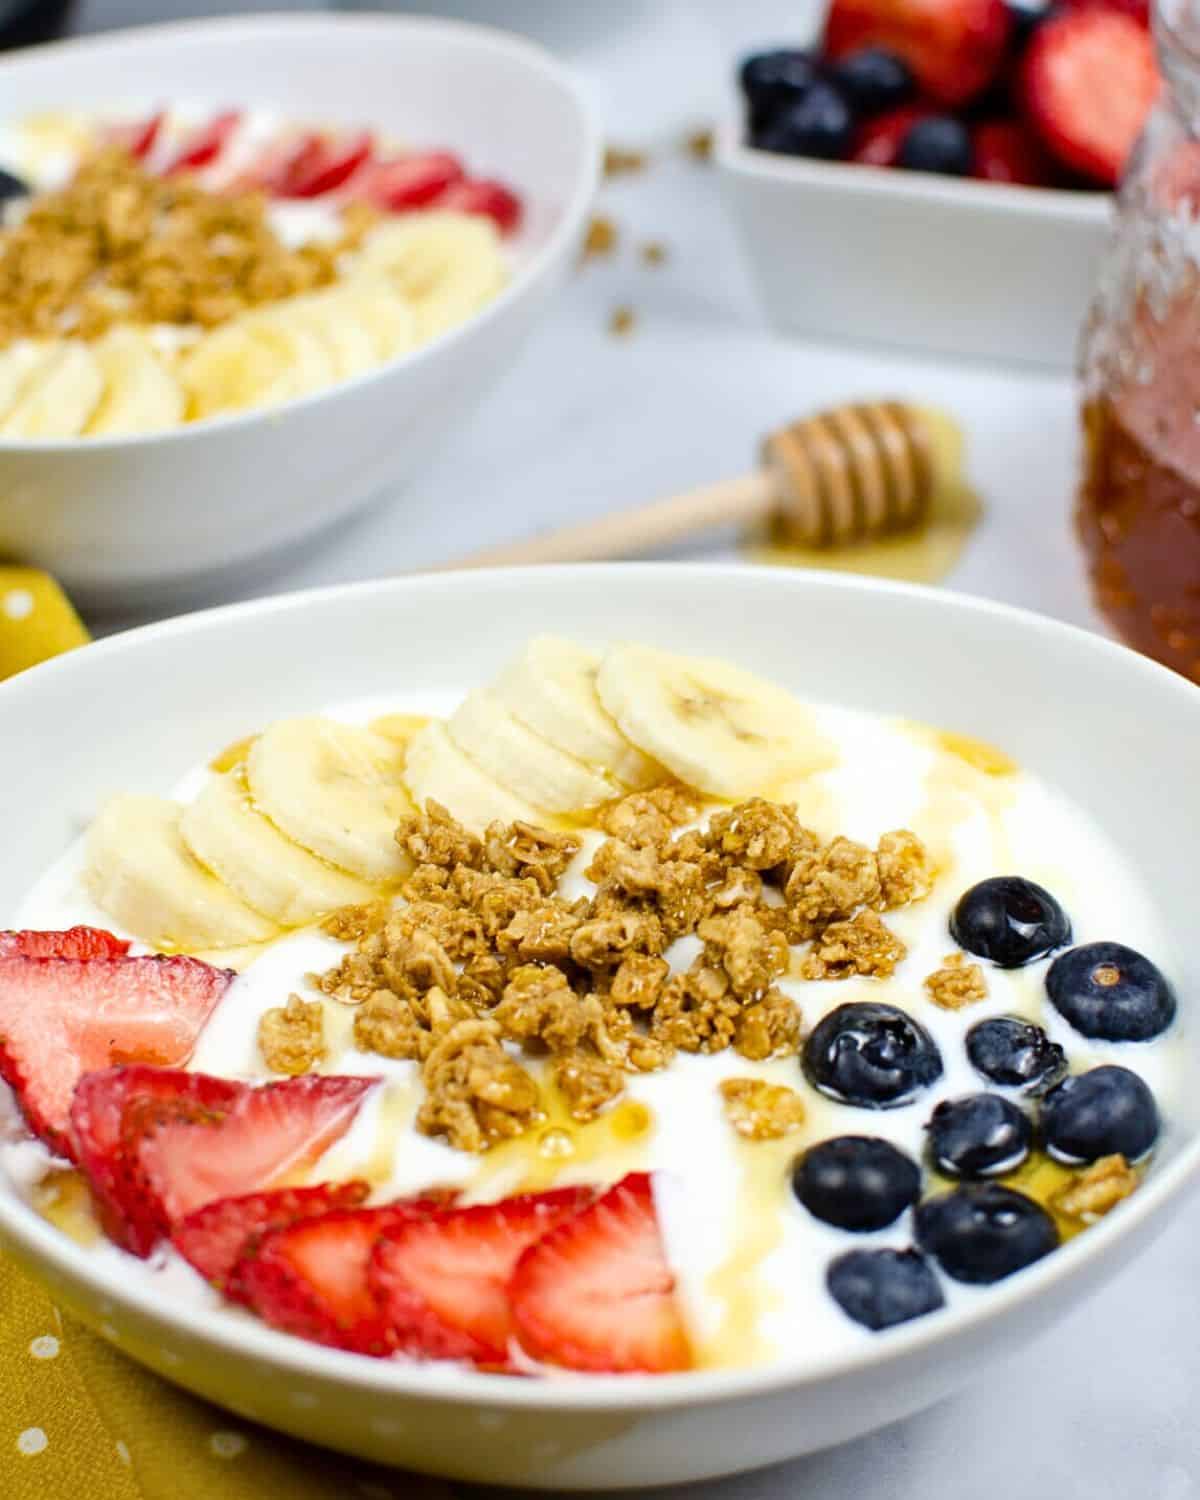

left=0, top=564, right=1197, bottom=1489
left=715, top=120, right=1111, bottom=368
left=0, top=15, right=599, bottom=611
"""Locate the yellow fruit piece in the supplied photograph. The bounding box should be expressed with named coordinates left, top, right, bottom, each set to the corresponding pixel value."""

left=0, top=567, right=90, bottom=681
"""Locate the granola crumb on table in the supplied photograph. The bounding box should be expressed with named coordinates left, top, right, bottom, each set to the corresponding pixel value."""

left=720, top=1078, right=806, bottom=1140
left=317, top=789, right=936, bottom=1152
left=1051, top=1154, right=1139, bottom=1221
left=258, top=994, right=326, bottom=1076
left=924, top=952, right=988, bottom=1011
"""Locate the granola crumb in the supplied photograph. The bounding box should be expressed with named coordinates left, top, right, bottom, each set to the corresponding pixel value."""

left=258, top=994, right=326, bottom=1076
left=640, top=240, right=668, bottom=266
left=785, top=836, right=882, bottom=939
left=396, top=799, right=482, bottom=871
left=582, top=214, right=619, bottom=259
left=924, top=952, right=987, bottom=1010
left=733, top=988, right=801, bottom=1061
left=418, top=1018, right=541, bottom=1153
left=604, top=144, right=648, bottom=176
left=1051, top=1154, right=1139, bottom=1221
left=353, top=987, right=427, bottom=1061
left=553, top=1051, right=626, bottom=1121
left=609, top=305, right=637, bottom=338
left=800, top=909, right=907, bottom=980
left=684, top=127, right=715, bottom=162
left=877, top=829, right=936, bottom=909
left=719, top=1077, right=806, bottom=1140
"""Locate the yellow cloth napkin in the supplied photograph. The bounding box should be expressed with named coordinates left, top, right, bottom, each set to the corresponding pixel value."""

left=0, top=568, right=91, bottom=681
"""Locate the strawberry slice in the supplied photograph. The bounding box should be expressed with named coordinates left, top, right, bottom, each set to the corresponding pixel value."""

left=275, top=131, right=374, bottom=198
left=237, top=1200, right=443, bottom=1355
left=972, top=120, right=1054, bottom=186
left=1021, top=10, right=1159, bottom=185
left=0, top=953, right=231, bottom=1156
left=102, top=111, right=165, bottom=161
left=851, top=106, right=931, bottom=167
left=172, top=1180, right=370, bottom=1297
left=70, top=1066, right=376, bottom=1256
left=369, top=1186, right=593, bottom=1366
left=350, top=151, right=465, bottom=212
left=434, top=178, right=523, bottom=234
left=509, top=1173, right=692, bottom=1374
left=824, top=0, right=1011, bottom=107
left=0, top=927, right=130, bottom=960
left=165, top=110, right=243, bottom=175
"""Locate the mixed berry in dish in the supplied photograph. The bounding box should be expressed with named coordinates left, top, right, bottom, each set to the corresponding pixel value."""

left=0, top=639, right=1180, bottom=1373
left=739, top=0, right=1159, bottom=189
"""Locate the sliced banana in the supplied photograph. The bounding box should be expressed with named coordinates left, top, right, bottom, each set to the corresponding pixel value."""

left=180, top=771, right=376, bottom=927
left=494, top=635, right=663, bottom=792
left=0, top=341, right=55, bottom=423
left=2, top=340, right=103, bottom=438
left=335, top=272, right=417, bottom=363
left=258, top=288, right=379, bottom=383
left=356, top=211, right=506, bottom=343
left=179, top=312, right=335, bottom=420
left=405, top=719, right=546, bottom=834
left=595, top=644, right=836, bottom=800
left=449, top=687, right=619, bottom=813
left=84, top=793, right=279, bottom=950
left=86, top=326, right=185, bottom=436
left=246, top=718, right=414, bottom=885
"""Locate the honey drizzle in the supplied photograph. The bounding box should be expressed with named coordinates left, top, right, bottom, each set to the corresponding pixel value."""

left=31, top=1168, right=101, bottom=1247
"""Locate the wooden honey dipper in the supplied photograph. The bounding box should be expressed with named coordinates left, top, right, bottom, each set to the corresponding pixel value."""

left=446, top=400, right=965, bottom=569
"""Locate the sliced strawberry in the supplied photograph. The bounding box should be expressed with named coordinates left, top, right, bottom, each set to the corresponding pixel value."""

left=350, top=151, right=466, bottom=212
left=851, top=105, right=931, bottom=166
left=972, top=119, right=1054, bottom=185
left=275, top=131, right=374, bottom=198
left=369, top=1186, right=593, bottom=1366
left=237, top=1200, right=441, bottom=1354
left=70, top=1066, right=376, bottom=1256
left=1021, top=10, right=1159, bottom=185
left=1063, top=0, right=1150, bottom=27
left=824, top=0, right=1011, bottom=107
left=509, top=1173, right=692, bottom=1374
left=434, top=178, right=523, bottom=234
left=0, top=927, right=130, bottom=960
left=165, top=110, right=243, bottom=175
left=172, top=1180, right=370, bottom=1297
left=103, top=111, right=165, bottom=161
left=0, top=954, right=231, bottom=1156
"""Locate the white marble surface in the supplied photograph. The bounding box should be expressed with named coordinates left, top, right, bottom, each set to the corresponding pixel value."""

left=62, top=3, right=1200, bottom=1497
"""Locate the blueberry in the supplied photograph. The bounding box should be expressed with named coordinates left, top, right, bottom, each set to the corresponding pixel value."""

left=830, top=48, right=914, bottom=116
left=739, top=48, right=823, bottom=132
left=927, top=1093, right=1032, bottom=1178
left=950, top=876, right=1071, bottom=968
left=793, top=1136, right=921, bottom=1231
left=966, top=1017, right=1067, bottom=1095
left=803, top=1002, right=943, bottom=1108
left=827, top=1248, right=944, bottom=1331
left=1046, top=942, right=1175, bottom=1042
left=896, top=116, right=974, bottom=176
left=755, top=81, right=854, bottom=160
left=915, top=1184, right=1058, bottom=1283
left=0, top=167, right=28, bottom=204
left=1041, top=1066, right=1160, bottom=1164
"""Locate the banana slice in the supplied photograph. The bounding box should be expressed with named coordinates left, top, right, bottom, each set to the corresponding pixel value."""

left=595, top=644, right=836, bottom=800
left=246, top=718, right=414, bottom=884
left=84, top=793, right=279, bottom=950
left=356, top=211, right=506, bottom=343
left=336, top=272, right=417, bottom=363
left=0, top=341, right=55, bottom=423
left=86, top=326, right=185, bottom=436
left=180, top=771, right=376, bottom=927
left=179, top=313, right=335, bottom=420
left=448, top=688, right=619, bottom=813
left=258, top=288, right=379, bottom=383
left=494, top=636, right=663, bottom=791
left=2, top=341, right=103, bottom=438
left=405, top=719, right=546, bottom=834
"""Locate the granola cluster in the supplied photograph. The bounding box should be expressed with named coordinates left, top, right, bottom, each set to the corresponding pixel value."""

left=308, top=790, right=933, bottom=1154
left=924, top=952, right=988, bottom=1011
left=0, top=148, right=371, bottom=346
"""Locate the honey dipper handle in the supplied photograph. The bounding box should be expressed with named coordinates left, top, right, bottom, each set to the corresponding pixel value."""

left=440, top=470, right=775, bottom=571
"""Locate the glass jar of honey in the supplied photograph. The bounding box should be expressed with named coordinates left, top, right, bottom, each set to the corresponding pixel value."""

left=1078, top=0, right=1200, bottom=678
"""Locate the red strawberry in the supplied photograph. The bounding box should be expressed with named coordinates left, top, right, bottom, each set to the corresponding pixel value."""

left=1021, top=10, right=1160, bottom=185
left=350, top=151, right=466, bottom=212
left=103, top=111, right=165, bottom=161
left=972, top=119, right=1054, bottom=185
left=824, top=0, right=1011, bottom=107
left=165, top=110, right=242, bottom=174
left=237, top=1200, right=442, bottom=1355
left=0, top=953, right=231, bottom=1155
left=0, top=927, right=129, bottom=960
left=1063, top=0, right=1150, bottom=26
left=275, top=131, right=374, bottom=198
left=70, top=1066, right=376, bottom=1256
left=369, top=1186, right=593, bottom=1366
left=509, top=1173, right=692, bottom=1374
left=172, top=1180, right=370, bottom=1297
left=434, top=178, right=523, bottom=234
left=851, top=105, right=931, bottom=166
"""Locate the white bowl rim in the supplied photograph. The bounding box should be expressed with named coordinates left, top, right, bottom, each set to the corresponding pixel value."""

left=714, top=117, right=1112, bottom=223
left=1, top=562, right=1197, bottom=1413
left=0, top=11, right=601, bottom=454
